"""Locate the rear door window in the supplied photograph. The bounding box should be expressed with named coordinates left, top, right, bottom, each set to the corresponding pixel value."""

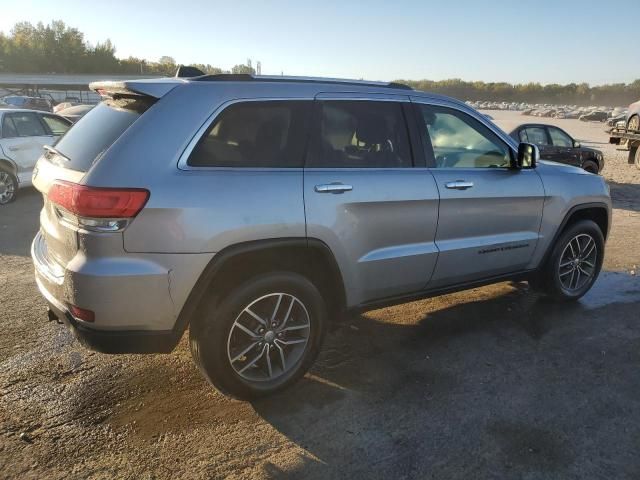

left=306, top=101, right=412, bottom=168
left=51, top=97, right=152, bottom=172
left=188, top=101, right=311, bottom=168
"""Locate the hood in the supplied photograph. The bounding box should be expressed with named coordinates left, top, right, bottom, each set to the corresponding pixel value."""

left=537, top=159, right=589, bottom=174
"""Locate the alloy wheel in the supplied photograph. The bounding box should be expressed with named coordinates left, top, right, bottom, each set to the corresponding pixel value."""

left=227, top=293, right=311, bottom=382
left=558, top=233, right=597, bottom=292
left=0, top=172, right=16, bottom=204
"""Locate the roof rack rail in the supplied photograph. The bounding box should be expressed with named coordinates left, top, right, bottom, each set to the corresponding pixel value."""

left=192, top=74, right=413, bottom=90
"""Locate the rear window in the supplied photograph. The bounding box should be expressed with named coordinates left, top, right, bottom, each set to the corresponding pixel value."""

left=50, top=97, right=152, bottom=172
left=188, top=101, right=311, bottom=168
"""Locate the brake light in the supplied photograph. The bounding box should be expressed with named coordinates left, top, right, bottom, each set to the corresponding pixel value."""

left=49, top=181, right=149, bottom=218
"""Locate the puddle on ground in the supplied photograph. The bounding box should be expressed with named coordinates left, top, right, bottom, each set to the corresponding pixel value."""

left=579, top=271, right=640, bottom=309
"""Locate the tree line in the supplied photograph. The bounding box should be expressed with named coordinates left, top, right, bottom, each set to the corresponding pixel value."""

left=397, top=78, right=640, bottom=107
left=0, top=20, right=255, bottom=76
left=1, top=20, right=638, bottom=106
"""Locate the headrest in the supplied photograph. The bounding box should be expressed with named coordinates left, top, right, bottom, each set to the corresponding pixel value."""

left=356, top=115, right=388, bottom=144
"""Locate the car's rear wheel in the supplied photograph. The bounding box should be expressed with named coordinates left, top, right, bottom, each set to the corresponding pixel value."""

left=0, top=167, right=18, bottom=205
left=582, top=160, right=599, bottom=174
left=530, top=220, right=604, bottom=301
left=190, top=271, right=327, bottom=400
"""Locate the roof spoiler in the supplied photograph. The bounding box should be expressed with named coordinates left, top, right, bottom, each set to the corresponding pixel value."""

left=89, top=78, right=184, bottom=99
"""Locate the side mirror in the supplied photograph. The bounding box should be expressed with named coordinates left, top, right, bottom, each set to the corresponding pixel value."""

left=573, top=140, right=581, bottom=148
left=514, top=142, right=539, bottom=169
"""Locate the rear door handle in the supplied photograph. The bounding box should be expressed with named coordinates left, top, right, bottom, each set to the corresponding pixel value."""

left=445, top=181, right=474, bottom=190
left=315, top=183, right=353, bottom=194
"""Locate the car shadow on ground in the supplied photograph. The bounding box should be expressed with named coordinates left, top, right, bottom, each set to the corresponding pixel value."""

left=0, top=187, right=42, bottom=257
left=608, top=180, right=640, bottom=213
left=250, top=272, right=640, bottom=478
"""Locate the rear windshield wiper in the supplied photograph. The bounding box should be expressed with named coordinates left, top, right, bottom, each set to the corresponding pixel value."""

left=44, top=144, right=71, bottom=162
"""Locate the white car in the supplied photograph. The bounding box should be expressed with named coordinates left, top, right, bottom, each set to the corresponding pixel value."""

left=0, top=109, right=71, bottom=204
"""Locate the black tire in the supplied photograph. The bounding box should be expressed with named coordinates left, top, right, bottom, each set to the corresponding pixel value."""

left=582, top=160, right=599, bottom=174
left=0, top=166, right=18, bottom=205
left=189, top=271, right=327, bottom=400
left=635, top=147, right=640, bottom=171
left=531, top=220, right=604, bottom=301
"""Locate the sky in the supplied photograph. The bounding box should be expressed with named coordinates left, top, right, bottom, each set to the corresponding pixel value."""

left=1, top=0, right=638, bottom=85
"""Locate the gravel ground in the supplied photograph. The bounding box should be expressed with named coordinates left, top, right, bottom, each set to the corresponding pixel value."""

left=1, top=111, right=639, bottom=479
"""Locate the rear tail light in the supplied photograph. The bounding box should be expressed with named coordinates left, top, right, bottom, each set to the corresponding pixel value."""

left=49, top=181, right=149, bottom=218
left=48, top=180, right=149, bottom=231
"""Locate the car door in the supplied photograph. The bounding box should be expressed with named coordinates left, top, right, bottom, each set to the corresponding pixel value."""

left=1, top=112, right=51, bottom=182
left=303, top=94, right=440, bottom=306
left=412, top=100, right=545, bottom=288
left=547, top=126, right=580, bottom=166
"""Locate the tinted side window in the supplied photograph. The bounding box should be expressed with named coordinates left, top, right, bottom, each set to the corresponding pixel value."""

left=306, top=101, right=412, bottom=168
left=523, top=127, right=548, bottom=146
left=188, top=101, right=311, bottom=168
left=1, top=115, right=17, bottom=138
left=549, top=127, right=573, bottom=147
left=419, top=105, right=511, bottom=168
left=41, top=115, right=71, bottom=136
left=9, top=113, right=46, bottom=137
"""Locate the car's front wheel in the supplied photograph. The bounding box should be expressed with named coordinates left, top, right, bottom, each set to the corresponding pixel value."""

left=190, top=271, right=327, bottom=400
left=0, top=167, right=18, bottom=205
left=531, top=220, right=604, bottom=301
left=582, top=160, right=599, bottom=174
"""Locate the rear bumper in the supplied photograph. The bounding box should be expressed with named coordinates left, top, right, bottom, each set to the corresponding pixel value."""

left=40, top=277, right=180, bottom=354
left=32, top=231, right=182, bottom=353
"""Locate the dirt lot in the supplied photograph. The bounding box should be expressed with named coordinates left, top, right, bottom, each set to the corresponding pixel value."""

left=1, top=111, right=639, bottom=479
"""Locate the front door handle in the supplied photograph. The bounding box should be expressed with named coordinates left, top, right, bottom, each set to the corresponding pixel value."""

left=8, top=146, right=20, bottom=151
left=315, top=183, right=353, bottom=194
left=445, top=180, right=474, bottom=190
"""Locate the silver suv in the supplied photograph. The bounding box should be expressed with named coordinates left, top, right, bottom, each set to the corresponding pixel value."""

left=32, top=75, right=611, bottom=399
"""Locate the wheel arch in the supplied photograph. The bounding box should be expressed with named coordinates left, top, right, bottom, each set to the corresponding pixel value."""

left=173, top=237, right=347, bottom=338
left=0, top=157, right=18, bottom=175
left=541, top=202, right=609, bottom=266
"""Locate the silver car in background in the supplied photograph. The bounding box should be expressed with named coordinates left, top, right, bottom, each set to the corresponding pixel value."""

left=31, top=75, right=611, bottom=399
left=0, top=109, right=71, bottom=204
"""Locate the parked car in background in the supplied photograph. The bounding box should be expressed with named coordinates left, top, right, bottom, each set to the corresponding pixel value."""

left=509, top=123, right=604, bottom=173
left=0, top=109, right=72, bottom=204
left=53, top=102, right=76, bottom=113
left=31, top=75, right=611, bottom=399
left=607, top=113, right=628, bottom=127
left=57, top=104, right=94, bottom=123
left=626, top=100, right=640, bottom=132
left=2, top=96, right=53, bottom=112
left=579, top=111, right=608, bottom=122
